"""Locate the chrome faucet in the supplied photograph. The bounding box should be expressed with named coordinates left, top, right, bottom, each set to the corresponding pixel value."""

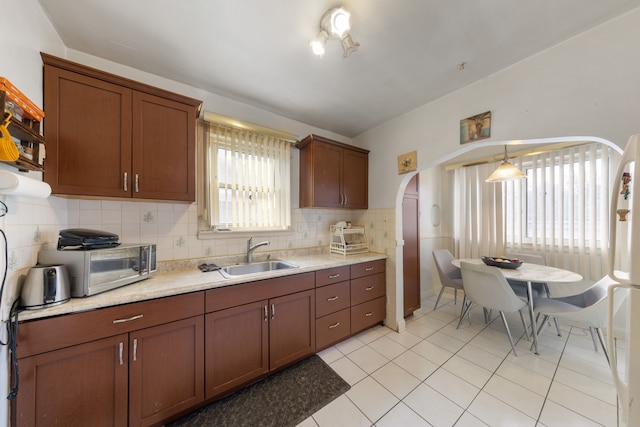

left=247, top=237, right=270, bottom=263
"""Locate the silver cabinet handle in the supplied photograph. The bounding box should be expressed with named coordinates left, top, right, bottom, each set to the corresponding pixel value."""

left=135, top=174, right=139, bottom=193
left=365, top=267, right=374, bottom=271
left=264, top=305, right=268, bottom=321
left=329, top=322, right=340, bottom=329
left=113, top=314, right=144, bottom=324
left=133, top=338, right=138, bottom=362
left=344, top=194, right=347, bottom=205
left=119, top=342, right=124, bottom=365
left=123, top=172, right=128, bottom=192
left=271, top=303, right=275, bottom=319
left=365, top=312, right=373, bottom=317
left=365, top=286, right=374, bottom=291
left=327, top=296, right=339, bottom=302
left=328, top=273, right=340, bottom=279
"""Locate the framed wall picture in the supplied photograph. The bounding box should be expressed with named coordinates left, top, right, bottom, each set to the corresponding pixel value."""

left=460, top=111, right=491, bottom=144
left=397, top=151, right=417, bottom=174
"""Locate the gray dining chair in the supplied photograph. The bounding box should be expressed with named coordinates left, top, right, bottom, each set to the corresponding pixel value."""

left=458, top=261, right=530, bottom=356
left=432, top=249, right=464, bottom=310
left=532, top=274, right=626, bottom=362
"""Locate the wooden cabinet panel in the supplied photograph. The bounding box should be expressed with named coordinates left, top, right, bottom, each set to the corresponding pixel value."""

left=316, top=281, right=350, bottom=318
left=316, top=309, right=350, bottom=350
left=351, top=297, right=386, bottom=334
left=43, top=65, right=132, bottom=197
left=129, top=316, right=204, bottom=427
left=403, top=174, right=420, bottom=317
left=41, top=53, right=201, bottom=202
left=351, top=273, right=386, bottom=306
left=14, top=334, right=129, bottom=427
left=132, top=91, right=196, bottom=201
left=351, top=259, right=385, bottom=279
left=205, top=300, right=269, bottom=399
left=342, top=148, right=368, bottom=209
left=315, top=265, right=350, bottom=287
left=297, top=134, right=369, bottom=209
left=269, top=290, right=315, bottom=370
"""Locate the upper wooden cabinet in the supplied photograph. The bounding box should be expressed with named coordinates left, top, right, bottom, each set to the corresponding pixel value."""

left=297, top=134, right=369, bottom=209
left=41, top=53, right=202, bottom=202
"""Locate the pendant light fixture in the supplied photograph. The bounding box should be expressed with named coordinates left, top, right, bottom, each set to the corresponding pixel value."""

left=485, top=145, right=527, bottom=182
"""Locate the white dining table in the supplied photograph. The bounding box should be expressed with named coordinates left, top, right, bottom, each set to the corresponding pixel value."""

left=451, top=258, right=582, bottom=354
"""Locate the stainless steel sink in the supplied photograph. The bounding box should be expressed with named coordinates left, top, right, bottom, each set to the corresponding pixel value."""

left=219, top=260, right=298, bottom=278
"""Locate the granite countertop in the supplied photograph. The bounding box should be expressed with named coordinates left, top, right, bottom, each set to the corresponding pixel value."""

left=18, top=252, right=387, bottom=322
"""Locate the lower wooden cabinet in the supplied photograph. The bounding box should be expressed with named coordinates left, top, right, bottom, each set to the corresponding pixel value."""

left=204, top=274, right=316, bottom=400
left=205, top=300, right=269, bottom=398
left=15, top=334, right=129, bottom=427
left=14, top=292, right=205, bottom=427
left=129, top=316, right=204, bottom=427
left=314, top=259, right=387, bottom=351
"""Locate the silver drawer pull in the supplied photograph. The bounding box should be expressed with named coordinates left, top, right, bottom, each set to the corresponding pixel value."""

left=365, top=286, right=374, bottom=291
left=123, top=172, right=128, bottom=192
left=119, top=342, right=124, bottom=365
left=113, top=314, right=144, bottom=324
left=329, top=322, right=340, bottom=329
left=133, top=338, right=138, bottom=362
left=365, top=267, right=374, bottom=271
left=264, top=305, right=268, bottom=321
left=328, top=273, right=340, bottom=279
left=327, top=296, right=339, bottom=301
left=365, top=312, right=374, bottom=317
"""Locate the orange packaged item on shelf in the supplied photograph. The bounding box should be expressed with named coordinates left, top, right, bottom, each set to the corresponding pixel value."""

left=0, top=112, right=19, bottom=161
left=0, top=77, right=44, bottom=121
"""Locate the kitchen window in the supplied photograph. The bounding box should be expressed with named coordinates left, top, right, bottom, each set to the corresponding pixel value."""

left=200, top=114, right=294, bottom=232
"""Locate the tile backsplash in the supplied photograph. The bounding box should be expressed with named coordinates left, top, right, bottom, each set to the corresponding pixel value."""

left=0, top=194, right=395, bottom=319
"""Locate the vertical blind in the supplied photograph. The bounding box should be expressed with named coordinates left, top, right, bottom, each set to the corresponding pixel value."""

left=454, top=143, right=619, bottom=281
left=203, top=122, right=291, bottom=231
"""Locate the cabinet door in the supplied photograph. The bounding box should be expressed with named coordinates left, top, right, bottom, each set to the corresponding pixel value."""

left=132, top=91, right=196, bottom=201
left=342, top=148, right=368, bottom=209
left=269, top=290, right=315, bottom=370
left=14, top=334, right=129, bottom=427
left=43, top=65, right=132, bottom=197
left=205, top=300, right=269, bottom=399
left=310, top=141, right=343, bottom=208
left=403, top=175, right=421, bottom=316
left=129, top=316, right=204, bottom=427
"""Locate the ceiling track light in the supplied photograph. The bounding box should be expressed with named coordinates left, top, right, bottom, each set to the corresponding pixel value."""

left=310, top=7, right=359, bottom=58
left=485, top=145, right=527, bottom=182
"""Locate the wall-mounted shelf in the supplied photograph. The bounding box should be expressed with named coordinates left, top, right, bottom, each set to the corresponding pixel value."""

left=1, top=91, right=45, bottom=172
left=330, top=225, right=369, bottom=255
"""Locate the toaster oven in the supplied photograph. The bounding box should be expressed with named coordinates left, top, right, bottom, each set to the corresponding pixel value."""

left=38, top=244, right=156, bottom=297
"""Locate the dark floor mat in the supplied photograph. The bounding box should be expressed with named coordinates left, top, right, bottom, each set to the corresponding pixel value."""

left=168, top=355, right=350, bottom=427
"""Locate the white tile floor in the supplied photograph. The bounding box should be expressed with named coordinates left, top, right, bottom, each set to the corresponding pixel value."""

left=298, top=291, right=622, bottom=427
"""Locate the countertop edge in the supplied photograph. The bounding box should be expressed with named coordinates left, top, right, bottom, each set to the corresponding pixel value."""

left=17, top=252, right=388, bottom=322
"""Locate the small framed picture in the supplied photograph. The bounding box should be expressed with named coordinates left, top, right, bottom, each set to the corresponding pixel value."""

left=460, top=111, right=491, bottom=144
left=397, top=151, right=417, bottom=174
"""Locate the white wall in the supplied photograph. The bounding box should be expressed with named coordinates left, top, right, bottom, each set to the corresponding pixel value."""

left=357, top=7, right=640, bottom=210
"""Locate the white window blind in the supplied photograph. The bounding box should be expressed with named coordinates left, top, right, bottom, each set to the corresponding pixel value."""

left=204, top=122, right=291, bottom=231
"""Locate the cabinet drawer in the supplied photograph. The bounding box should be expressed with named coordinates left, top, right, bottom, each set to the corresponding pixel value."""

left=315, top=266, right=350, bottom=287
left=350, top=273, right=386, bottom=306
left=351, top=297, right=385, bottom=334
left=206, top=272, right=315, bottom=312
left=18, top=292, right=204, bottom=358
left=316, top=281, right=350, bottom=318
left=351, top=259, right=385, bottom=279
left=316, top=309, right=350, bottom=350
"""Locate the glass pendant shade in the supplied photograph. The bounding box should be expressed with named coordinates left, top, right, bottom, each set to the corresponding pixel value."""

left=485, top=161, right=527, bottom=182
left=485, top=145, right=526, bottom=182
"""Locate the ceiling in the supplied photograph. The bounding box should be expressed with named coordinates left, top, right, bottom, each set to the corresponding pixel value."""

left=37, top=0, right=640, bottom=138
